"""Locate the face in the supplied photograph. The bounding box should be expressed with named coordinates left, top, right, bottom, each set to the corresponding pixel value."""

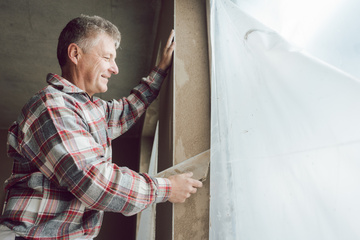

left=77, top=33, right=119, bottom=96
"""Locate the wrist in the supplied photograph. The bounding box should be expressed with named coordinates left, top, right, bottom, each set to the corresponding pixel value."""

left=155, top=177, right=172, bottom=203
left=156, top=64, right=167, bottom=72
left=153, top=66, right=168, bottom=77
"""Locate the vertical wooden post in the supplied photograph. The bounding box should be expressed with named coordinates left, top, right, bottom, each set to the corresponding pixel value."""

left=141, top=0, right=210, bottom=238
left=172, top=0, right=211, bottom=239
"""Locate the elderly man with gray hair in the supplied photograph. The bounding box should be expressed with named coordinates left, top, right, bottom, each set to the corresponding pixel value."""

left=0, top=15, right=202, bottom=240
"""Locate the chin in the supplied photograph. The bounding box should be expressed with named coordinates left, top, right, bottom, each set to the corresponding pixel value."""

left=101, top=86, right=108, bottom=93
left=100, top=81, right=108, bottom=92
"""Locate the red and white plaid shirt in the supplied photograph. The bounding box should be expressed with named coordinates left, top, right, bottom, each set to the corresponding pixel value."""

left=0, top=68, right=171, bottom=239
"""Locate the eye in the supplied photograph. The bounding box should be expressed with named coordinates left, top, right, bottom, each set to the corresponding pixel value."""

left=104, top=57, right=110, bottom=61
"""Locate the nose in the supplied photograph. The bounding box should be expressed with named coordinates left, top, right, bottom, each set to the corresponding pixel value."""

left=110, top=60, right=119, bottom=75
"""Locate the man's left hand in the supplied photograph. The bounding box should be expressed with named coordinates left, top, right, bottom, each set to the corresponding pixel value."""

left=157, top=30, right=176, bottom=71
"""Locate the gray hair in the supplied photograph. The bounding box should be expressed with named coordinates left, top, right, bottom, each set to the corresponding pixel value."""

left=57, top=14, right=121, bottom=67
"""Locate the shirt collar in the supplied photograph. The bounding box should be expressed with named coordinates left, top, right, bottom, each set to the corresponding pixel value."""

left=46, top=73, right=85, bottom=94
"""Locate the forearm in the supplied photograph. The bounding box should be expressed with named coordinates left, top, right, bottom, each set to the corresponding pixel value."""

left=106, top=67, right=167, bottom=138
left=68, top=162, right=171, bottom=215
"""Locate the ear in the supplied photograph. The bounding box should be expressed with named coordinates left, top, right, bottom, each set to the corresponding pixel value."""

left=67, top=43, right=82, bottom=65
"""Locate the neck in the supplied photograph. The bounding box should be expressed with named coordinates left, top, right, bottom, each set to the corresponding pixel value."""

left=61, top=65, right=86, bottom=92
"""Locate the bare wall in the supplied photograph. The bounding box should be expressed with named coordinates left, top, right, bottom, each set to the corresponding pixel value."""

left=0, top=129, right=13, bottom=214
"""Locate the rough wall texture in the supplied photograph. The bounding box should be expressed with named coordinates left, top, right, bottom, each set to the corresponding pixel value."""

left=173, top=0, right=211, bottom=239
left=142, top=0, right=210, bottom=239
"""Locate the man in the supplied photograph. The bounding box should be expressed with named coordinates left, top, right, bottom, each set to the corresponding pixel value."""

left=0, top=15, right=202, bottom=240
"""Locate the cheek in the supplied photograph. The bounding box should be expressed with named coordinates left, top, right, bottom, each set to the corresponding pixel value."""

left=98, top=62, right=110, bottom=75
left=93, top=60, right=104, bottom=71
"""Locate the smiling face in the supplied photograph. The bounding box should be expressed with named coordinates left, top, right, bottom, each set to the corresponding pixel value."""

left=76, top=33, right=119, bottom=96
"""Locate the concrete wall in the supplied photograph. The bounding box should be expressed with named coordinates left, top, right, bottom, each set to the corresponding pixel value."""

left=0, top=0, right=160, bottom=129
left=0, top=129, right=13, bottom=214
left=0, top=1, right=161, bottom=240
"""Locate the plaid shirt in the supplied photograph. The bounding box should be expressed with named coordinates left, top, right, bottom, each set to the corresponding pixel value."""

left=0, top=68, right=171, bottom=240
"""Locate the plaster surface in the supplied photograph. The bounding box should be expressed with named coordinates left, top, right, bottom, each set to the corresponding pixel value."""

left=173, top=0, right=211, bottom=239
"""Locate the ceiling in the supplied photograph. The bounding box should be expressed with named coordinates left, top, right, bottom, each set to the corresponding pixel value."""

left=0, top=0, right=161, bottom=136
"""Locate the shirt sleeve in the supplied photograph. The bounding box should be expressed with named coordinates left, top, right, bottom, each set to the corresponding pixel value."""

left=106, top=67, right=167, bottom=139
left=154, top=177, right=172, bottom=203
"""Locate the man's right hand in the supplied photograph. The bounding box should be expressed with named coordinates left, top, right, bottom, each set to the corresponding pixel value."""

left=167, top=172, right=203, bottom=203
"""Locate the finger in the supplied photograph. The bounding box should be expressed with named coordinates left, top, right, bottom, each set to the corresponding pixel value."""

left=165, top=29, right=175, bottom=48
left=163, top=41, right=175, bottom=59
left=191, top=179, right=203, bottom=188
left=184, top=172, right=193, bottom=178
left=168, top=41, right=176, bottom=52
left=191, top=187, right=197, bottom=194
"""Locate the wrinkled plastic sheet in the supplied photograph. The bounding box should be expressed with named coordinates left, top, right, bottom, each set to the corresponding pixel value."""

left=208, top=0, right=360, bottom=239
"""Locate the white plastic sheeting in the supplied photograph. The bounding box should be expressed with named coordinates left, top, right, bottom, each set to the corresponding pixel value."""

left=208, top=0, right=360, bottom=239
left=231, top=0, right=360, bottom=80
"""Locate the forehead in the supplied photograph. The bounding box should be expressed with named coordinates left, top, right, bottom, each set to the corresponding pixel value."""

left=91, top=33, right=117, bottom=56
